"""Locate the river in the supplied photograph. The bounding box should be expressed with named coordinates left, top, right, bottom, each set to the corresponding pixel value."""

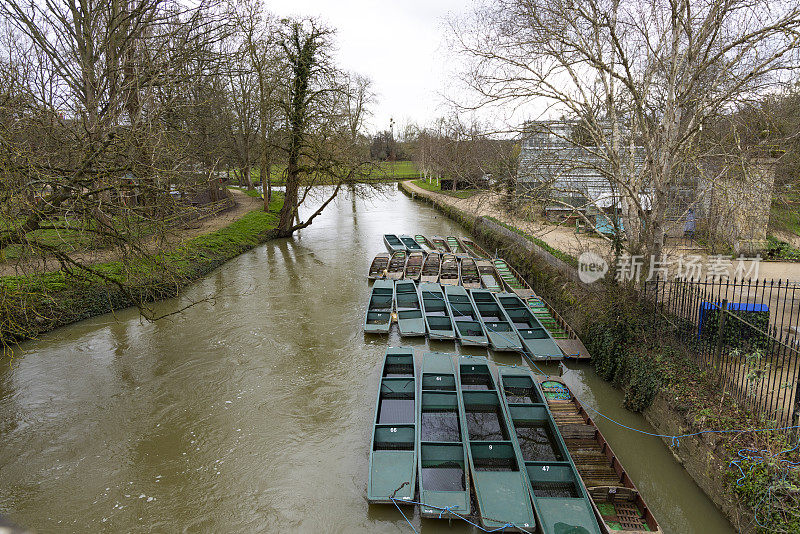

left=0, top=185, right=733, bottom=533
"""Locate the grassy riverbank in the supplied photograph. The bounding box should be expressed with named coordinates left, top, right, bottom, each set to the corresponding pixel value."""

left=1, top=194, right=284, bottom=350
left=411, top=178, right=480, bottom=198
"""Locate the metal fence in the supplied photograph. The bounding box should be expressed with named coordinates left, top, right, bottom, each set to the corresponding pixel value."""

left=645, top=278, right=800, bottom=428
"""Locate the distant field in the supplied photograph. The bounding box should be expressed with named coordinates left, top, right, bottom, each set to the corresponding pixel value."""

left=230, top=161, right=420, bottom=186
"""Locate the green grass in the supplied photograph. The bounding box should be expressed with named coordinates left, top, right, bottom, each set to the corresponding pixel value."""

left=0, top=215, right=158, bottom=262
left=764, top=235, right=800, bottom=260
left=485, top=216, right=578, bottom=267
left=411, top=179, right=480, bottom=199
left=770, top=201, right=800, bottom=237
left=227, top=185, right=263, bottom=198
left=1, top=194, right=284, bottom=345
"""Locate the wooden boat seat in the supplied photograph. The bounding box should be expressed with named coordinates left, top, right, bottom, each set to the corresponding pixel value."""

left=557, top=423, right=596, bottom=440
left=589, top=486, right=638, bottom=502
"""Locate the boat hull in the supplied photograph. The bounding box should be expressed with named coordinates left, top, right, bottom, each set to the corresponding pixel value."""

left=364, top=279, right=394, bottom=334
left=419, top=283, right=456, bottom=340
left=395, top=280, right=426, bottom=337
left=384, top=233, right=406, bottom=252
left=456, top=356, right=536, bottom=532
left=417, top=352, right=471, bottom=519
left=469, top=289, right=523, bottom=352
left=368, top=348, right=418, bottom=504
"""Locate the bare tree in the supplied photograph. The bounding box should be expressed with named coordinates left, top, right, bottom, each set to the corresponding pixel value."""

left=274, top=18, right=374, bottom=237
left=453, top=0, right=800, bottom=259
left=0, top=0, right=232, bottom=349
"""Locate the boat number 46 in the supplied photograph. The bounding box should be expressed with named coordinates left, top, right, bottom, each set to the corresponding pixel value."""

left=390, top=428, right=397, bottom=432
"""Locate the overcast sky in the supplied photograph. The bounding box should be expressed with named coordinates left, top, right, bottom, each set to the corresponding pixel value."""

left=267, top=0, right=470, bottom=135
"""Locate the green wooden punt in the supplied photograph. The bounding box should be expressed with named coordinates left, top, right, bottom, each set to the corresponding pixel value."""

left=395, top=280, right=426, bottom=337
left=537, top=376, right=663, bottom=533
left=403, top=251, right=425, bottom=281
left=492, top=259, right=534, bottom=296
left=468, top=289, right=523, bottom=352
left=431, top=236, right=452, bottom=253
left=498, top=367, right=603, bottom=534
left=526, top=296, right=569, bottom=339
left=419, top=283, right=456, bottom=340
left=458, top=237, right=490, bottom=259
left=368, top=347, right=418, bottom=504
left=415, top=234, right=437, bottom=252
left=368, top=252, right=390, bottom=280
left=416, top=352, right=471, bottom=519
left=439, top=253, right=460, bottom=286
left=420, top=252, right=441, bottom=283
left=477, top=260, right=503, bottom=292
left=386, top=250, right=407, bottom=280
left=364, top=279, right=394, bottom=334
left=456, top=356, right=537, bottom=531
left=384, top=234, right=405, bottom=252
left=459, top=256, right=481, bottom=289
left=496, top=293, right=563, bottom=361
left=443, top=285, right=488, bottom=347
left=399, top=234, right=424, bottom=253
left=446, top=236, right=467, bottom=254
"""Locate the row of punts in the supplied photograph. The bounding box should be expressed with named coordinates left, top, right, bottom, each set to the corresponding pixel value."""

left=369, top=251, right=531, bottom=294
left=369, top=235, right=592, bottom=360
left=365, top=281, right=563, bottom=361
left=368, top=348, right=661, bottom=533
left=385, top=233, right=490, bottom=257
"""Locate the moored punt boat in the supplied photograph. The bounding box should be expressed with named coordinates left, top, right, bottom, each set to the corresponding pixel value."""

left=368, top=347, right=418, bottom=504
left=456, top=356, right=536, bottom=532
left=477, top=260, right=503, bottom=292
left=496, top=293, right=563, bottom=361
left=384, top=234, right=405, bottom=252
left=446, top=236, right=467, bottom=255
left=386, top=250, right=407, bottom=280
left=399, top=234, right=425, bottom=253
left=443, top=285, right=488, bottom=346
left=416, top=352, right=471, bottom=519
left=438, top=253, right=460, bottom=286
left=459, top=257, right=481, bottom=290
left=395, top=280, right=426, bottom=337
left=364, top=279, right=394, bottom=334
left=420, top=252, right=442, bottom=283
left=459, top=237, right=490, bottom=259
left=415, top=234, right=438, bottom=252
left=403, top=251, right=425, bottom=281
left=368, top=252, right=391, bottom=280
left=468, top=289, right=523, bottom=352
left=492, top=259, right=535, bottom=298
left=419, top=283, right=456, bottom=340
left=431, top=236, right=452, bottom=253
left=537, top=376, right=663, bottom=534
left=498, top=367, right=602, bottom=534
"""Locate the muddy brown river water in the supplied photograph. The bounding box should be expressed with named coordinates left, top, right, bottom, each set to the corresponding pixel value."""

left=0, top=186, right=734, bottom=532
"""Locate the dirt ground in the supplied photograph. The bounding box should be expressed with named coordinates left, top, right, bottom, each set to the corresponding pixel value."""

left=0, top=189, right=264, bottom=277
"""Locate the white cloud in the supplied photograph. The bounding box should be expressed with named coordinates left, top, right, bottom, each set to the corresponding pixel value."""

left=267, top=0, right=468, bottom=133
